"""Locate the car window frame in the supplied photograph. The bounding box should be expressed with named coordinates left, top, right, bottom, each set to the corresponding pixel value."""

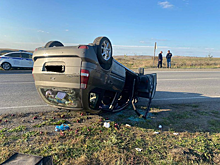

left=5, top=53, right=21, bottom=58
left=21, top=53, right=32, bottom=59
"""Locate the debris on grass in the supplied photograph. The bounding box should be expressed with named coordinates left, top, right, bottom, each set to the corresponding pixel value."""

left=114, top=123, right=119, bottom=130
left=135, top=148, right=143, bottom=152
left=60, top=114, right=65, bottom=118
left=59, top=132, right=65, bottom=136
left=159, top=124, right=163, bottom=132
left=153, top=131, right=160, bottom=134
left=158, top=125, right=162, bottom=129
left=55, top=124, right=70, bottom=131
left=103, top=122, right=110, bottom=128
left=125, top=124, right=131, bottom=127
left=32, top=116, right=37, bottom=120
left=1, top=153, right=53, bottom=165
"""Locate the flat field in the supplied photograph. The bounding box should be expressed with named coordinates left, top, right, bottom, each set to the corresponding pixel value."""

left=114, top=55, right=220, bottom=69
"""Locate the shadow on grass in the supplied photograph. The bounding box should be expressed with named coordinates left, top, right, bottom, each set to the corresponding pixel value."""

left=99, top=91, right=220, bottom=133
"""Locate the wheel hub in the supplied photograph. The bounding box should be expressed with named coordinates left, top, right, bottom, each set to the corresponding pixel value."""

left=101, top=40, right=111, bottom=61
left=3, top=63, right=10, bottom=70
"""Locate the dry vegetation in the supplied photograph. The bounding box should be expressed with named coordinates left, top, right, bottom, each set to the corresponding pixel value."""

left=1, top=102, right=220, bottom=164
left=0, top=48, right=33, bottom=56
left=114, top=55, right=220, bottom=69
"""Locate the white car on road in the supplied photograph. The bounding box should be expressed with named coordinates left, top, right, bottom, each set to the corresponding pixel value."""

left=0, top=51, right=33, bottom=70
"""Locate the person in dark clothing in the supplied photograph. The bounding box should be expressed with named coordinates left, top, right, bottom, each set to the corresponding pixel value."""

left=157, top=51, right=163, bottom=68
left=166, top=50, right=172, bottom=68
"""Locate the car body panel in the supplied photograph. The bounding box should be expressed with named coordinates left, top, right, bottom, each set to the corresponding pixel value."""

left=33, top=56, right=81, bottom=88
left=20, top=53, right=33, bottom=67
left=136, top=73, right=157, bottom=99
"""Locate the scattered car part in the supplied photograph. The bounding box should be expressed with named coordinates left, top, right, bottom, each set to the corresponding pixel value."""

left=1, top=153, right=53, bottom=165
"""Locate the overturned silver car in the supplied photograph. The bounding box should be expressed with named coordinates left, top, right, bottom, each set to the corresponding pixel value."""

left=32, top=36, right=157, bottom=118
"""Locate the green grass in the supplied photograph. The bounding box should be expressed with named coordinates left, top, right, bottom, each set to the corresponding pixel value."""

left=1, top=104, right=220, bottom=164
left=8, top=125, right=26, bottom=133
left=33, top=119, right=67, bottom=127
left=208, top=119, right=220, bottom=132
left=2, top=124, right=219, bottom=164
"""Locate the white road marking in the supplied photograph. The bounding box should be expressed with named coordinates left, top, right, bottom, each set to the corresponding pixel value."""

left=154, top=96, right=220, bottom=101
left=0, top=105, right=48, bottom=110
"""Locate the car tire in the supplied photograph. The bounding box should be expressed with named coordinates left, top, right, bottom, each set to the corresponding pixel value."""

left=2, top=62, right=11, bottom=70
left=44, top=41, right=64, bottom=48
left=93, top=36, right=113, bottom=70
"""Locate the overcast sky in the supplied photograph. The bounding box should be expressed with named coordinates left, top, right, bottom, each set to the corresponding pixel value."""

left=0, top=0, right=219, bottom=57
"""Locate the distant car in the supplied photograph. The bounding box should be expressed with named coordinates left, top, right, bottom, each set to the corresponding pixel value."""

left=32, top=36, right=157, bottom=118
left=0, top=51, right=33, bottom=70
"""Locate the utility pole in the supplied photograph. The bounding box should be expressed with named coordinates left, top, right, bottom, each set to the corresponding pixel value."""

left=153, top=42, right=157, bottom=67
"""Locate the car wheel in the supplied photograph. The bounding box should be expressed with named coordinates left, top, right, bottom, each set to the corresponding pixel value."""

left=44, top=41, right=64, bottom=48
left=93, top=36, right=113, bottom=70
left=2, top=62, right=11, bottom=70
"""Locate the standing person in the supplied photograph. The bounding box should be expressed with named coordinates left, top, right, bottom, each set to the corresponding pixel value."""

left=157, top=51, right=163, bottom=68
left=166, top=50, right=172, bottom=68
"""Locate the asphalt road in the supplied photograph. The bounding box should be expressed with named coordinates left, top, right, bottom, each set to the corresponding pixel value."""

left=0, top=70, right=220, bottom=114
left=0, top=70, right=55, bottom=114
left=147, top=70, right=220, bottom=106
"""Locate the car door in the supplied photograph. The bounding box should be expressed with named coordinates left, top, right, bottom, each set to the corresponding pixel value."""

left=5, top=53, right=21, bottom=67
left=21, top=53, right=33, bottom=67
left=136, top=73, right=157, bottom=99
left=108, top=60, right=126, bottom=91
